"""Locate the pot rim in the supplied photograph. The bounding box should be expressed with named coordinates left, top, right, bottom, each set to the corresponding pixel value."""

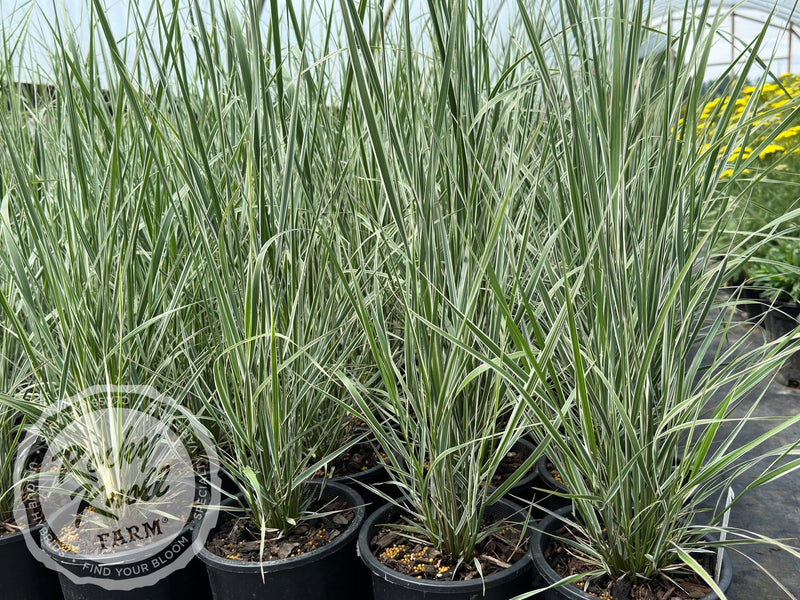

left=0, top=521, right=44, bottom=547
left=39, top=510, right=202, bottom=591
left=197, top=479, right=365, bottom=574
left=322, top=430, right=388, bottom=485
left=357, top=498, right=534, bottom=592
left=758, top=296, right=800, bottom=313
left=507, top=437, right=540, bottom=493
left=536, top=455, right=570, bottom=494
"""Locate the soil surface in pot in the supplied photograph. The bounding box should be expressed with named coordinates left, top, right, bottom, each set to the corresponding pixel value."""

left=370, top=515, right=528, bottom=581
left=314, top=441, right=388, bottom=478
left=490, top=445, right=532, bottom=488
left=546, top=460, right=565, bottom=487
left=546, top=525, right=716, bottom=600
left=205, top=496, right=355, bottom=562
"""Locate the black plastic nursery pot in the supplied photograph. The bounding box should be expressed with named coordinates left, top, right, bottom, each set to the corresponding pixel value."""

left=358, top=498, right=534, bottom=600
left=535, top=456, right=571, bottom=514
left=40, top=516, right=207, bottom=600
left=198, top=480, right=366, bottom=600
left=218, top=468, right=241, bottom=497
left=530, top=505, right=733, bottom=600
left=726, top=276, right=768, bottom=321
left=0, top=525, right=64, bottom=600
left=763, top=300, right=800, bottom=388
left=328, top=460, right=389, bottom=515
left=503, top=438, right=541, bottom=503
left=325, top=433, right=399, bottom=518
left=325, top=462, right=381, bottom=600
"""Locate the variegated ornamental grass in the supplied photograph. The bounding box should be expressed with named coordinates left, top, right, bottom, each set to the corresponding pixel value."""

left=332, top=0, right=552, bottom=564
left=0, top=279, right=30, bottom=524
left=0, top=0, right=798, bottom=595
left=491, top=0, right=800, bottom=596
left=0, top=0, right=374, bottom=556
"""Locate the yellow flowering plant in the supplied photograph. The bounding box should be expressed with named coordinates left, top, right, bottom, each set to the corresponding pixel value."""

left=699, top=76, right=800, bottom=280
left=697, top=74, right=800, bottom=161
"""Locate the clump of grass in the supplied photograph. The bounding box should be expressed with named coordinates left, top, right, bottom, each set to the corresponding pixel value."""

left=0, top=11, right=208, bottom=407
left=0, top=1, right=221, bottom=528
left=486, top=0, right=800, bottom=595
left=329, top=0, right=557, bottom=566
left=1, top=1, right=798, bottom=595
left=131, top=0, right=375, bottom=543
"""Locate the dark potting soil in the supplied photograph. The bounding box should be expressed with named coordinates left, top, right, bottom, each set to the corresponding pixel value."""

left=370, top=517, right=528, bottom=581
left=206, top=497, right=355, bottom=562
left=314, top=441, right=387, bottom=478
left=490, top=445, right=532, bottom=488
left=545, top=525, right=715, bottom=600
left=547, top=461, right=565, bottom=486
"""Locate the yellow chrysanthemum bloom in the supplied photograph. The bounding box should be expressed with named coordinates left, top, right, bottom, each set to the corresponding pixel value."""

left=701, top=98, right=721, bottom=117
left=780, top=73, right=800, bottom=88
left=728, top=146, right=753, bottom=162
left=758, top=144, right=785, bottom=160
left=719, top=169, right=734, bottom=178
left=775, top=126, right=800, bottom=142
